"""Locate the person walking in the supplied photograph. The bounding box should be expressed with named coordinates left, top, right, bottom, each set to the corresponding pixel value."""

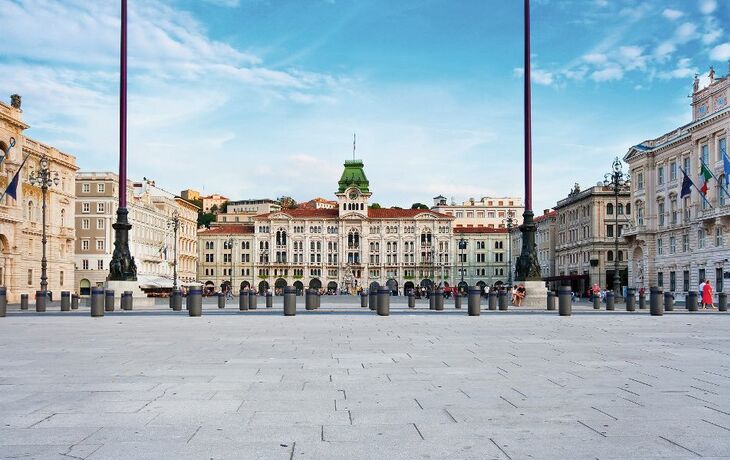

left=699, top=280, right=706, bottom=308
left=702, top=279, right=715, bottom=309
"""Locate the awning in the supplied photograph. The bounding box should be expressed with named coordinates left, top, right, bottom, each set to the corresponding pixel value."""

left=137, top=275, right=174, bottom=289
left=182, top=281, right=203, bottom=287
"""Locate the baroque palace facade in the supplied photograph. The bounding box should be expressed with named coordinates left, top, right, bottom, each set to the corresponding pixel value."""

left=0, top=96, right=78, bottom=302
left=198, top=159, right=511, bottom=295
left=623, top=67, right=730, bottom=295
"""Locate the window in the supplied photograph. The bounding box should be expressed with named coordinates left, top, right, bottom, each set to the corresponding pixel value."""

left=683, top=157, right=691, bottom=176
left=670, top=271, right=676, bottom=292
left=658, top=166, right=664, bottom=185
left=606, top=203, right=613, bottom=215
left=27, top=269, right=33, bottom=285
left=683, top=234, right=689, bottom=252
left=82, top=183, right=90, bottom=193
left=657, top=238, right=663, bottom=255
left=97, top=218, right=104, bottom=230
left=658, top=202, right=665, bottom=226
left=81, top=218, right=90, bottom=230
left=701, top=144, right=709, bottom=166
left=97, top=260, right=104, bottom=270
left=683, top=270, right=690, bottom=292
left=669, top=236, right=676, bottom=254
left=81, top=240, right=90, bottom=251
left=607, top=225, right=614, bottom=237
left=719, top=175, right=727, bottom=207
left=96, top=240, right=104, bottom=251
left=617, top=203, right=624, bottom=215
left=96, top=202, right=104, bottom=213
left=657, top=272, right=663, bottom=287
left=97, top=183, right=105, bottom=193
left=82, top=259, right=89, bottom=270
left=716, top=227, right=724, bottom=247
left=82, top=202, right=90, bottom=213
left=670, top=161, right=677, bottom=181
left=637, top=172, right=644, bottom=190
left=698, top=229, right=706, bottom=249
left=607, top=250, right=614, bottom=262
left=637, top=206, right=644, bottom=225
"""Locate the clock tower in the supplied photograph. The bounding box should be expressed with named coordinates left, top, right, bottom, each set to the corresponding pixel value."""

left=336, top=159, right=371, bottom=217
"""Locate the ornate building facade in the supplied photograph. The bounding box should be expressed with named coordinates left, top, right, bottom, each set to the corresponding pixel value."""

left=623, top=67, right=730, bottom=295
left=431, top=195, right=524, bottom=228
left=0, top=96, right=78, bottom=302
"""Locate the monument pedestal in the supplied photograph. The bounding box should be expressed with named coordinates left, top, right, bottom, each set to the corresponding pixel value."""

left=520, top=280, right=548, bottom=308
left=104, top=280, right=155, bottom=307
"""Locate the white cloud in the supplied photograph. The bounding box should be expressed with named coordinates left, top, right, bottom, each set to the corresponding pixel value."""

left=703, top=29, right=723, bottom=44
left=654, top=41, right=677, bottom=61
left=662, top=8, right=683, bottom=20
left=658, top=57, right=697, bottom=80
left=618, top=46, right=647, bottom=70
left=700, top=0, right=717, bottom=15
left=591, top=66, right=623, bottom=82
left=710, top=43, right=730, bottom=61
left=583, top=53, right=608, bottom=64
left=675, top=22, right=699, bottom=43
left=512, top=67, right=554, bottom=86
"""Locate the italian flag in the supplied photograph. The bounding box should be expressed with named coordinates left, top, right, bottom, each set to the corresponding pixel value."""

left=699, top=162, right=712, bottom=195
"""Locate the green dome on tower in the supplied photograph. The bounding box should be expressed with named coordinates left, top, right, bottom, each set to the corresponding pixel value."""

left=337, top=159, right=370, bottom=193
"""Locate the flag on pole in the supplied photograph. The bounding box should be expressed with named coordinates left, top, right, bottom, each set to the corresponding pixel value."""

left=724, top=151, right=730, bottom=186
left=680, top=170, right=693, bottom=198
left=699, top=162, right=712, bottom=194
left=0, top=149, right=30, bottom=203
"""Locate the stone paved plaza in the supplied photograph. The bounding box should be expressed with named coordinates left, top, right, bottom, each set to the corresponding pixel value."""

left=1, top=297, right=729, bottom=459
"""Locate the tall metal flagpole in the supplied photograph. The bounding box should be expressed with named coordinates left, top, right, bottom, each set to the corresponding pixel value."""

left=515, top=0, right=541, bottom=282
left=108, top=0, right=137, bottom=282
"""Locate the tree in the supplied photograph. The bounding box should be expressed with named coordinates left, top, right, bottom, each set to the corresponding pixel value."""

left=198, top=212, right=215, bottom=228
left=220, top=200, right=229, bottom=213
left=411, top=203, right=429, bottom=210
left=277, top=196, right=298, bottom=209
left=210, top=204, right=219, bottom=214
left=391, top=206, right=402, bottom=209
left=369, top=203, right=382, bottom=209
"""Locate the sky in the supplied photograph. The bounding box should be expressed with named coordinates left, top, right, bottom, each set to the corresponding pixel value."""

left=1, top=0, right=729, bottom=212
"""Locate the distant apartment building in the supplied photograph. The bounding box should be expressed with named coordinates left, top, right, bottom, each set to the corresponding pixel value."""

left=431, top=195, right=524, bottom=228
left=216, top=199, right=281, bottom=224
left=201, top=193, right=228, bottom=213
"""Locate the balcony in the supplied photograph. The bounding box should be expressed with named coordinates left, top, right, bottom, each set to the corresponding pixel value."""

left=622, top=224, right=646, bottom=237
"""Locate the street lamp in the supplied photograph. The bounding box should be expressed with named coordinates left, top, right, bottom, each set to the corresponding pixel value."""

left=603, top=157, right=629, bottom=300
left=166, top=211, right=180, bottom=291
left=502, top=214, right=515, bottom=287
left=226, top=236, right=234, bottom=292
left=28, top=155, right=59, bottom=293
left=458, top=237, right=467, bottom=290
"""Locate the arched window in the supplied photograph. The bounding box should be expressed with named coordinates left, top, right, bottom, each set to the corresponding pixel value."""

left=606, top=203, right=614, bottom=215
left=607, top=250, right=614, bottom=261
left=625, top=203, right=631, bottom=214
left=617, top=203, right=624, bottom=215
left=27, top=201, right=34, bottom=220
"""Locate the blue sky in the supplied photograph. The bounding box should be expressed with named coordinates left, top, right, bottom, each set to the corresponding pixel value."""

left=1, top=0, right=729, bottom=212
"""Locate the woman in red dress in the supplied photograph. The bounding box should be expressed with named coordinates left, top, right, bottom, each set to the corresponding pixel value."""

left=702, top=279, right=715, bottom=309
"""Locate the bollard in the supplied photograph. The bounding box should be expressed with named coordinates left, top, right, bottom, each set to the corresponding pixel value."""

left=283, top=286, right=296, bottom=316
left=315, top=291, right=321, bottom=309
left=305, top=289, right=316, bottom=311
left=467, top=287, right=481, bottom=316
left=650, top=287, right=664, bottom=316
left=0, top=286, right=6, bottom=317
left=638, top=291, right=646, bottom=310
left=35, top=290, right=47, bottom=312
left=664, top=291, right=674, bottom=312
left=60, top=291, right=71, bottom=312
left=435, top=288, right=444, bottom=311
left=188, top=288, right=202, bottom=316
left=90, top=288, right=104, bottom=317
left=377, top=287, right=390, bottom=316
left=369, top=289, right=377, bottom=311
left=687, top=291, right=698, bottom=312
left=719, top=292, right=727, bottom=312
left=454, top=293, right=462, bottom=309
left=626, top=288, right=636, bottom=312
left=429, top=292, right=436, bottom=310
left=488, top=291, right=497, bottom=310
left=408, top=292, right=415, bottom=309
left=218, top=292, right=225, bottom=309
left=71, top=294, right=79, bottom=310
left=606, top=291, right=615, bottom=311
left=558, top=286, right=572, bottom=316
left=593, top=295, right=600, bottom=310
left=266, top=292, right=273, bottom=308
left=360, top=292, right=368, bottom=308
left=498, top=289, right=508, bottom=311
left=105, top=290, right=115, bottom=312
left=239, top=289, right=249, bottom=311
left=171, top=289, right=182, bottom=311
left=121, top=291, right=133, bottom=310
left=546, top=291, right=556, bottom=311
left=21, top=293, right=29, bottom=310
left=249, top=290, right=257, bottom=310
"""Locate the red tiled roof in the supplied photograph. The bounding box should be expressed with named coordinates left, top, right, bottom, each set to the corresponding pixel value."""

left=299, top=197, right=338, bottom=209
left=367, top=208, right=453, bottom=219
left=198, top=224, right=254, bottom=235
left=453, top=227, right=508, bottom=234
left=534, top=210, right=557, bottom=223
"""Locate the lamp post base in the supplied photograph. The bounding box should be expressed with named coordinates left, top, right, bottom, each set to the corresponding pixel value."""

left=108, top=207, right=137, bottom=281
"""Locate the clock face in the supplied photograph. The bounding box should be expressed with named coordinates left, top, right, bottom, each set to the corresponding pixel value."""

left=348, top=189, right=360, bottom=200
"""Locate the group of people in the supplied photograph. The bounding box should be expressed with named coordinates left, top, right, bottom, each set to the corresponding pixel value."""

left=699, top=279, right=717, bottom=309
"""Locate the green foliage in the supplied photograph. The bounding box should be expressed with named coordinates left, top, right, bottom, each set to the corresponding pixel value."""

left=411, top=203, right=429, bottom=210
left=198, top=212, right=216, bottom=228
left=277, top=196, right=298, bottom=209
left=369, top=203, right=382, bottom=209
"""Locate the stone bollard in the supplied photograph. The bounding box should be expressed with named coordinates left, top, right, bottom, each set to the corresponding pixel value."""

left=593, top=295, right=600, bottom=310
left=408, top=292, right=415, bottom=309
left=239, top=289, right=249, bottom=311
left=71, top=294, right=79, bottom=310
left=435, top=288, right=444, bottom=311
left=121, top=291, right=133, bottom=310
left=369, top=289, right=377, bottom=311
left=249, top=290, right=257, bottom=310
left=626, top=288, right=636, bottom=312
left=488, top=291, right=497, bottom=310
left=315, top=291, right=321, bottom=309
left=305, top=289, right=316, bottom=311
left=719, top=292, right=727, bottom=312
left=638, top=291, right=646, bottom=310
left=0, top=286, right=6, bottom=317
left=664, top=292, right=674, bottom=312
left=361, top=292, right=368, bottom=308
left=35, top=290, right=47, bottom=312
left=171, top=289, right=182, bottom=311
left=105, top=290, right=115, bottom=312
left=687, top=291, right=698, bottom=312
left=21, top=293, right=29, bottom=310
left=558, top=286, right=572, bottom=316
left=650, top=287, right=664, bottom=316
left=606, top=291, right=615, bottom=311
left=218, top=292, right=225, bottom=309
left=546, top=291, right=556, bottom=311
left=454, top=293, right=462, bottom=309
left=283, top=286, right=296, bottom=316
left=188, top=288, right=202, bottom=317
left=429, top=292, right=436, bottom=310
left=377, top=287, right=390, bottom=316
left=498, top=289, right=508, bottom=311
left=90, top=288, right=104, bottom=317
left=60, top=291, right=71, bottom=312
left=266, top=292, right=273, bottom=308
left=467, top=287, right=481, bottom=316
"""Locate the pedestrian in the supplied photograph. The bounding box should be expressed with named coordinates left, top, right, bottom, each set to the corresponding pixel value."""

left=702, top=279, right=715, bottom=309
left=698, top=279, right=706, bottom=308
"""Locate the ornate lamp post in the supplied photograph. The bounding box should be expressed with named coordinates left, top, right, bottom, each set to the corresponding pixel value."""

left=28, top=155, right=59, bottom=293
left=603, top=157, right=629, bottom=299
left=166, top=211, right=180, bottom=291
left=226, top=236, right=234, bottom=292
left=502, top=214, right=515, bottom=287
left=458, top=237, right=467, bottom=289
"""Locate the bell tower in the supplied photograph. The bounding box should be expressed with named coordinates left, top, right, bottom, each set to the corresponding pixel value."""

left=336, top=159, right=371, bottom=217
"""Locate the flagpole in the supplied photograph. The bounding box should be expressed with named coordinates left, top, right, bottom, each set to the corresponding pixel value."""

left=679, top=166, right=712, bottom=208
left=699, top=159, right=730, bottom=199
left=0, top=150, right=32, bottom=203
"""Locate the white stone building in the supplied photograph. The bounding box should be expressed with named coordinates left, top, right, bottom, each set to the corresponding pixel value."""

left=431, top=195, right=524, bottom=229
